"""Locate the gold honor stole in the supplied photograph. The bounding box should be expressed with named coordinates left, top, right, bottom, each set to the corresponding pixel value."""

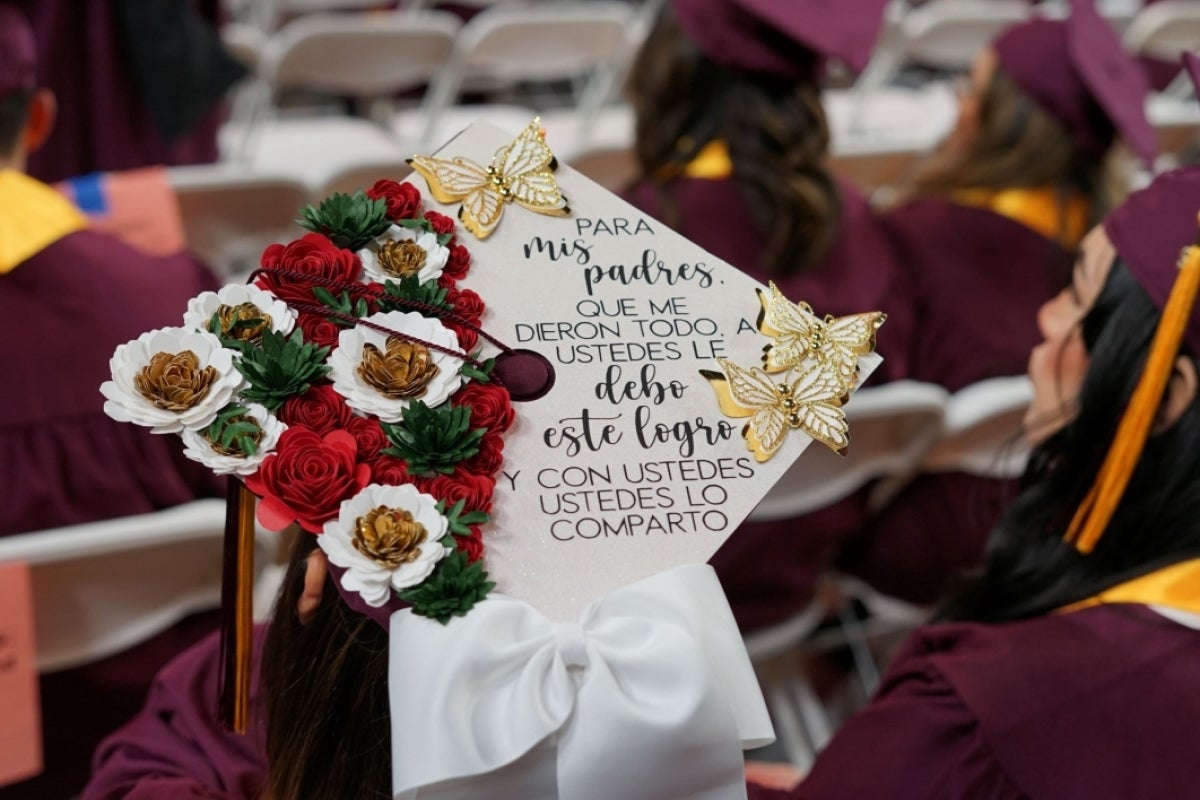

left=1061, top=558, right=1200, bottom=617
left=0, top=169, right=88, bottom=274
left=953, top=186, right=1089, bottom=250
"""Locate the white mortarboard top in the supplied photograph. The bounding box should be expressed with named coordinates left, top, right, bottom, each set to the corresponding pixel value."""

left=99, top=117, right=883, bottom=800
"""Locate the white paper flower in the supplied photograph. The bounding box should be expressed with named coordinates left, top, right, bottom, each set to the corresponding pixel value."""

left=182, top=284, right=296, bottom=340
left=180, top=403, right=287, bottom=476
left=101, top=328, right=243, bottom=434
left=327, top=310, right=463, bottom=422
left=320, top=483, right=451, bottom=606
left=358, top=224, right=449, bottom=284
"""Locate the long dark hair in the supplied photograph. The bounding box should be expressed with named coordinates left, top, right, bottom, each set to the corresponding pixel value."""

left=261, top=533, right=392, bottom=799
left=906, top=68, right=1113, bottom=237
left=943, top=263, right=1200, bottom=623
left=628, top=6, right=840, bottom=274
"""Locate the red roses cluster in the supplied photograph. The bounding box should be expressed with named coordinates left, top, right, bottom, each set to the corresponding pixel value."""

left=243, top=180, right=513, bottom=563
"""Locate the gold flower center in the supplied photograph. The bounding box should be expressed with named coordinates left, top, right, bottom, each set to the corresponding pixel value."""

left=377, top=240, right=428, bottom=279
left=357, top=337, right=440, bottom=399
left=209, top=302, right=273, bottom=343
left=353, top=505, right=428, bottom=568
left=134, top=350, right=218, bottom=411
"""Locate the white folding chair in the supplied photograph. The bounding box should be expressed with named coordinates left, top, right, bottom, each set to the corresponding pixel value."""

left=1124, top=0, right=1200, bottom=66
left=0, top=501, right=229, bottom=672
left=171, top=166, right=309, bottom=280
left=750, top=381, right=948, bottom=522
left=392, top=1, right=635, bottom=148
left=225, top=11, right=461, bottom=187
left=921, top=375, right=1032, bottom=478
left=316, top=158, right=415, bottom=200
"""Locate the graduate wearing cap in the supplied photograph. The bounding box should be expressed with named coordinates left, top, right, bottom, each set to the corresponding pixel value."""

left=0, top=5, right=225, bottom=795
left=748, top=133, right=1200, bottom=800
left=842, top=0, right=1159, bottom=606
left=621, top=0, right=914, bottom=634
left=17, top=0, right=243, bottom=184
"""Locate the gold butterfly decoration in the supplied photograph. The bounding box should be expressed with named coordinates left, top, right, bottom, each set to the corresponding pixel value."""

left=756, top=282, right=886, bottom=383
left=701, top=357, right=851, bottom=461
left=407, top=118, right=570, bottom=240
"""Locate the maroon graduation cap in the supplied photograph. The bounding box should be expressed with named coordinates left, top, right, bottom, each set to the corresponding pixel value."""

left=672, top=0, right=891, bottom=78
left=0, top=2, right=36, bottom=98
left=993, top=0, right=1156, bottom=167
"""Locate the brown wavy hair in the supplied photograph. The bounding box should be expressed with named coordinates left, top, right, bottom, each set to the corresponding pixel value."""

left=904, top=67, right=1114, bottom=232
left=628, top=6, right=840, bottom=275
left=261, top=533, right=392, bottom=799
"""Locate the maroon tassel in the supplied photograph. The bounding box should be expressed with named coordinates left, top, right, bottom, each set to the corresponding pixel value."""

left=218, top=478, right=256, bottom=733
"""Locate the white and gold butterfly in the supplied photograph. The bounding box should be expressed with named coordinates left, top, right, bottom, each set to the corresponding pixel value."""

left=702, top=357, right=851, bottom=461
left=407, top=118, right=569, bottom=240
left=756, top=282, right=886, bottom=382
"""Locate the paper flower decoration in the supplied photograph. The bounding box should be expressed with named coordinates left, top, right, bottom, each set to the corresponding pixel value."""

left=101, top=328, right=242, bottom=434
left=102, top=180, right=507, bottom=625
left=320, top=483, right=452, bottom=607
left=183, top=284, right=297, bottom=342
left=180, top=403, right=287, bottom=476
left=327, top=310, right=464, bottom=422
left=358, top=224, right=449, bottom=285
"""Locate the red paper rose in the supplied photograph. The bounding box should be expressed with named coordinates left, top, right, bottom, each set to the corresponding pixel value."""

left=367, top=179, right=422, bottom=221
left=418, top=471, right=496, bottom=514
left=372, top=455, right=411, bottom=485
left=444, top=319, right=479, bottom=353
left=279, top=384, right=353, bottom=435
left=296, top=312, right=343, bottom=351
left=424, top=210, right=456, bottom=236
left=459, top=431, right=504, bottom=476
left=257, top=233, right=361, bottom=305
left=457, top=530, right=484, bottom=563
left=348, top=416, right=389, bottom=463
left=443, top=243, right=471, bottom=281
left=452, top=381, right=515, bottom=433
left=446, top=287, right=485, bottom=326
left=245, top=428, right=370, bottom=533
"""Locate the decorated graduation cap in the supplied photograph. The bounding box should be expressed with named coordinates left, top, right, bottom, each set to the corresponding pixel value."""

left=101, top=118, right=884, bottom=798
left=0, top=2, right=36, bottom=98
left=672, top=0, right=891, bottom=77
left=1064, top=55, right=1200, bottom=555
left=993, top=0, right=1156, bottom=167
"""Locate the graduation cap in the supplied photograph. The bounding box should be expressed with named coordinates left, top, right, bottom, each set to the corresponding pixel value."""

left=672, top=0, right=891, bottom=77
left=0, top=3, right=36, bottom=99
left=1064, top=56, right=1200, bottom=555
left=993, top=0, right=1156, bottom=167
left=100, top=118, right=886, bottom=797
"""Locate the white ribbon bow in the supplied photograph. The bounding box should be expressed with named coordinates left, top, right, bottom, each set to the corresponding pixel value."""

left=389, top=564, right=775, bottom=800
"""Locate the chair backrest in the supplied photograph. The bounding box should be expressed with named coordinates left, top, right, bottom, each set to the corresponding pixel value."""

left=0, top=501, right=229, bottom=672
left=419, top=2, right=634, bottom=145
left=262, top=11, right=461, bottom=97
left=171, top=166, right=309, bottom=280
left=1123, top=0, right=1200, bottom=61
left=749, top=381, right=949, bottom=522
left=317, top=158, right=415, bottom=199
left=900, top=0, right=1031, bottom=70
left=921, top=374, right=1032, bottom=477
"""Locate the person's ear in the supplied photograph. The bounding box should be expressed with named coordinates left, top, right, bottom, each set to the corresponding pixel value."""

left=22, top=89, right=55, bottom=154
left=297, top=550, right=328, bottom=625
left=1154, top=356, right=1198, bottom=434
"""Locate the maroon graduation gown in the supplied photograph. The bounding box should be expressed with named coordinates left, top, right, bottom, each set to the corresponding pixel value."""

left=749, top=604, right=1200, bottom=799
left=21, top=0, right=226, bottom=184
left=0, top=228, right=225, bottom=799
left=623, top=176, right=914, bottom=632
left=83, top=630, right=268, bottom=800
left=838, top=200, right=1073, bottom=605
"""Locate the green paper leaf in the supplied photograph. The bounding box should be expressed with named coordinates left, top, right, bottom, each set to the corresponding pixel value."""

left=380, top=400, right=485, bottom=476
left=235, top=329, right=331, bottom=410
left=397, top=550, right=495, bottom=624
left=376, top=276, right=452, bottom=316
left=296, top=191, right=390, bottom=251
